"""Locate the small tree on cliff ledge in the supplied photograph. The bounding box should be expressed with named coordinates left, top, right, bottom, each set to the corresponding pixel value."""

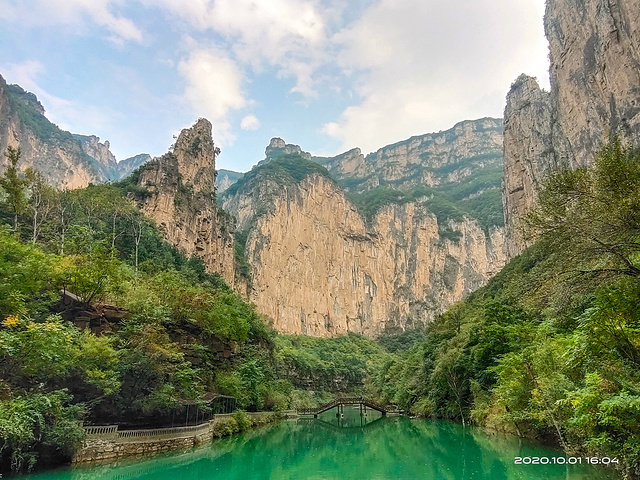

left=525, top=136, right=640, bottom=288
left=0, top=146, right=27, bottom=232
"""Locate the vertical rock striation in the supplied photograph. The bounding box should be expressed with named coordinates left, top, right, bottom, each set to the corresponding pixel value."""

left=137, top=118, right=235, bottom=285
left=546, top=0, right=640, bottom=166
left=223, top=121, right=508, bottom=337
left=501, top=75, right=571, bottom=256
left=502, top=0, right=640, bottom=256
left=316, top=118, right=504, bottom=192
left=232, top=174, right=505, bottom=337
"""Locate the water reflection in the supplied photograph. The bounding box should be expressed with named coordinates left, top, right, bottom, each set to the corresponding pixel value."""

left=300, top=404, right=385, bottom=429
left=19, top=418, right=620, bottom=480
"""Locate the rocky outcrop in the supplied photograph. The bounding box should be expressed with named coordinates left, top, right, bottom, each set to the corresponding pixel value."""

left=136, top=119, right=235, bottom=285
left=260, top=137, right=313, bottom=165
left=234, top=174, right=505, bottom=337
left=0, top=74, right=148, bottom=188
left=222, top=120, right=509, bottom=337
left=116, top=153, right=151, bottom=179
left=546, top=0, right=640, bottom=166
left=502, top=0, right=640, bottom=256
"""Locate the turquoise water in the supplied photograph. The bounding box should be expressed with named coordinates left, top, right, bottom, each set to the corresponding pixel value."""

left=21, top=408, right=620, bottom=480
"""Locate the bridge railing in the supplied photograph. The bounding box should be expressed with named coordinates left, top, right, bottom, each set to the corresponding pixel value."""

left=296, top=397, right=399, bottom=415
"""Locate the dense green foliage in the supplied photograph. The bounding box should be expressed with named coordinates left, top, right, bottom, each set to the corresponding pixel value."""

left=4, top=83, right=75, bottom=144
left=369, top=139, right=640, bottom=478
left=275, top=334, right=388, bottom=400
left=223, top=154, right=332, bottom=198
left=4, top=137, right=639, bottom=477
left=0, top=151, right=396, bottom=472
left=234, top=230, right=251, bottom=281
left=0, top=165, right=286, bottom=472
left=345, top=167, right=503, bottom=232
left=0, top=147, right=27, bottom=230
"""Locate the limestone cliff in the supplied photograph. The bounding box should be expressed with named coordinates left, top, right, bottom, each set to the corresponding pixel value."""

left=222, top=123, right=508, bottom=337
left=217, top=168, right=244, bottom=193
left=501, top=75, right=572, bottom=256
left=0, top=74, right=148, bottom=187
left=546, top=0, right=640, bottom=166
left=225, top=172, right=505, bottom=337
left=502, top=0, right=640, bottom=256
left=260, top=137, right=313, bottom=165
left=118, top=153, right=152, bottom=178
left=316, top=118, right=504, bottom=192
left=136, top=118, right=235, bottom=285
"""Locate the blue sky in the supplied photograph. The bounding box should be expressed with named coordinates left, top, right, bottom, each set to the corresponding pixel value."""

left=0, top=0, right=549, bottom=172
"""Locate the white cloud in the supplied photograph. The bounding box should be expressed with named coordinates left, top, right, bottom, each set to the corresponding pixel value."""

left=143, top=0, right=330, bottom=96
left=240, top=114, right=261, bottom=131
left=178, top=49, right=249, bottom=145
left=323, top=0, right=550, bottom=154
left=0, top=0, right=142, bottom=43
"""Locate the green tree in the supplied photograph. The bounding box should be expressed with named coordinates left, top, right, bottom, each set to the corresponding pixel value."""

left=24, top=168, right=54, bottom=244
left=526, top=137, right=640, bottom=284
left=0, top=147, right=27, bottom=231
left=0, top=391, right=84, bottom=473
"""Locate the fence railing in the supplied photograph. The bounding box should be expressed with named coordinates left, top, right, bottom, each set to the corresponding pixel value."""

left=82, top=412, right=271, bottom=443
left=84, top=425, right=119, bottom=438
left=116, top=423, right=212, bottom=441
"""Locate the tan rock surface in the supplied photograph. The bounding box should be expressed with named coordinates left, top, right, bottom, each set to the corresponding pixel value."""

left=137, top=119, right=235, bottom=285
left=0, top=74, right=149, bottom=188
left=240, top=175, right=506, bottom=337
left=318, top=118, right=503, bottom=192
left=502, top=0, right=640, bottom=256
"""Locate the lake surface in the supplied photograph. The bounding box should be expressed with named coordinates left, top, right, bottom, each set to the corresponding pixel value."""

left=22, top=407, right=620, bottom=480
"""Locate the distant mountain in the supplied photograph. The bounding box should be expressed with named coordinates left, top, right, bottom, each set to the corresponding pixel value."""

left=117, top=153, right=152, bottom=179
left=0, top=74, right=148, bottom=188
left=216, top=168, right=244, bottom=193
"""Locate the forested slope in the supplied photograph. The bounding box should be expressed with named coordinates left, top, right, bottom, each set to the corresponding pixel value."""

left=368, top=139, right=640, bottom=478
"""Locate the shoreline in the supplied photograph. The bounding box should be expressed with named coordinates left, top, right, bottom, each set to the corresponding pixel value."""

left=73, top=411, right=280, bottom=465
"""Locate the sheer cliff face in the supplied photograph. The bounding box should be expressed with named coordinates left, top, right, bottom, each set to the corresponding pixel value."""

left=137, top=119, right=235, bottom=285
left=547, top=0, right=640, bottom=167
left=0, top=74, right=149, bottom=188
left=502, top=76, right=572, bottom=256
left=503, top=0, right=640, bottom=256
left=223, top=121, right=508, bottom=337
left=0, top=76, right=96, bottom=188
left=231, top=174, right=505, bottom=337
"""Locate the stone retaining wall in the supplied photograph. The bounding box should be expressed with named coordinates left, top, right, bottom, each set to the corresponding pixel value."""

left=74, top=412, right=275, bottom=464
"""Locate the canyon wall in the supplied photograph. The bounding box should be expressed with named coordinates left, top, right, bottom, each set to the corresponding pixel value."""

left=316, top=118, right=504, bottom=192
left=223, top=120, right=508, bottom=337
left=230, top=174, right=504, bottom=337
left=503, top=0, right=640, bottom=255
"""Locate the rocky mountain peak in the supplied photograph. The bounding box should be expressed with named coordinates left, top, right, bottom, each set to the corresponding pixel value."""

left=172, top=117, right=217, bottom=191
left=268, top=137, right=286, bottom=149
left=263, top=137, right=312, bottom=163
left=0, top=73, right=150, bottom=187
left=501, top=0, right=640, bottom=257
left=136, top=118, right=235, bottom=285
